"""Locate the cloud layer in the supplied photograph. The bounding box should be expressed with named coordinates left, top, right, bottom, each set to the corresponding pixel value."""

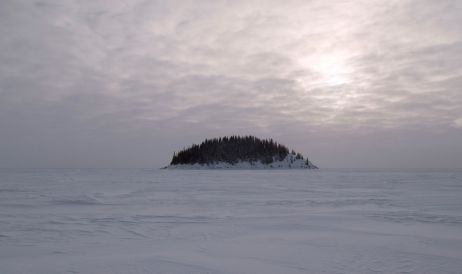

left=1, top=0, right=461, bottom=168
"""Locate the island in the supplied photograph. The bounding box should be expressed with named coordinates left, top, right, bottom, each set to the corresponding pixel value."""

left=165, top=135, right=318, bottom=169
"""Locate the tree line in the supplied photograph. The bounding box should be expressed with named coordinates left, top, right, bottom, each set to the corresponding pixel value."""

left=170, top=135, right=299, bottom=165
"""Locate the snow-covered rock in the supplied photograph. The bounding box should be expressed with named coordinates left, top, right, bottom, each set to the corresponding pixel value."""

left=166, top=154, right=318, bottom=169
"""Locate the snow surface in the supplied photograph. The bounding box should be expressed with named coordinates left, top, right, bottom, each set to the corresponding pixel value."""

left=1, top=168, right=462, bottom=273
left=166, top=154, right=317, bottom=169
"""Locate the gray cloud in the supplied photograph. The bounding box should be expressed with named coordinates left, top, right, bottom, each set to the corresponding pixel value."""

left=0, top=0, right=461, bottom=168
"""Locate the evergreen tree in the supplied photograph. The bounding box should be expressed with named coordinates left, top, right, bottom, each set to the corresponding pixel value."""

left=170, top=135, right=295, bottom=165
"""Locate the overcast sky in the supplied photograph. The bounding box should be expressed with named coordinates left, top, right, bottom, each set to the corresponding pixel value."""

left=1, top=0, right=461, bottom=168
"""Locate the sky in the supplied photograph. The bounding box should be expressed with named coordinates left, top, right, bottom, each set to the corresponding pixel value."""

left=0, top=0, right=461, bottom=169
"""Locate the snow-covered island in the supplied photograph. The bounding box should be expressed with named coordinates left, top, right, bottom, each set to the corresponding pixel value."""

left=165, top=136, right=318, bottom=169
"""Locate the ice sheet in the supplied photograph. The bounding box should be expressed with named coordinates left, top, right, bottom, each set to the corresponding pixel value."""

left=1, top=169, right=462, bottom=273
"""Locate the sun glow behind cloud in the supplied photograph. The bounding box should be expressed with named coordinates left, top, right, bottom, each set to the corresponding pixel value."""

left=297, top=51, right=353, bottom=87
left=314, top=54, right=352, bottom=87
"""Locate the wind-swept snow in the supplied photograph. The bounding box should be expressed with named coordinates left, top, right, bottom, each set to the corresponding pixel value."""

left=1, top=169, right=462, bottom=273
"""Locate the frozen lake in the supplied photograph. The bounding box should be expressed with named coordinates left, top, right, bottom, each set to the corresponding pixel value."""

left=1, top=169, right=462, bottom=273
